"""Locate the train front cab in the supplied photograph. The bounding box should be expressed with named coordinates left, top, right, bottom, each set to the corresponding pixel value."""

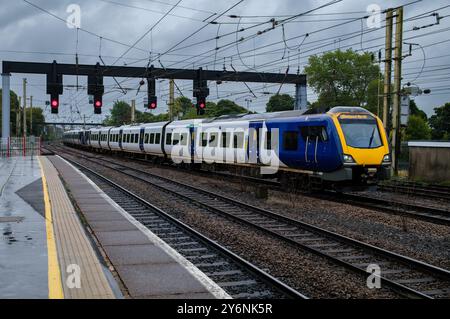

left=328, top=107, right=391, bottom=185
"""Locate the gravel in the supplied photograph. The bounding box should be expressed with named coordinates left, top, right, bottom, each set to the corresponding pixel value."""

left=110, top=155, right=450, bottom=271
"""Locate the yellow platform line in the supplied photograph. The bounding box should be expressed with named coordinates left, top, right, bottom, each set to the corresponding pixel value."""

left=38, top=157, right=64, bottom=299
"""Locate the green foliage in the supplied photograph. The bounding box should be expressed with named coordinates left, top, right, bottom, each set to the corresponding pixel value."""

left=103, top=98, right=248, bottom=124
left=266, top=94, right=294, bottom=112
left=27, top=107, right=45, bottom=136
left=212, top=99, right=248, bottom=116
left=409, top=100, right=427, bottom=121
left=429, top=103, right=450, bottom=140
left=103, top=101, right=132, bottom=126
left=304, top=49, right=380, bottom=109
left=182, top=100, right=247, bottom=119
left=103, top=100, right=170, bottom=126
left=405, top=115, right=431, bottom=140
left=172, top=96, right=193, bottom=118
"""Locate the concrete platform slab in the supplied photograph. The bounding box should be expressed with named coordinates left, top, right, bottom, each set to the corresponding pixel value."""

left=95, top=230, right=152, bottom=246
left=88, top=220, right=139, bottom=232
left=116, top=263, right=211, bottom=298
left=105, top=244, right=175, bottom=265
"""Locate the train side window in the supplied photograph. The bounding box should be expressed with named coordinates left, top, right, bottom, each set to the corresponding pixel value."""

left=265, top=131, right=272, bottom=150
left=283, top=131, right=298, bottom=151
left=135, top=134, right=139, bottom=143
left=221, top=132, right=230, bottom=148
left=166, top=133, right=172, bottom=145
left=150, top=133, right=155, bottom=144
left=172, top=133, right=180, bottom=145
left=209, top=133, right=218, bottom=147
left=180, top=133, right=188, bottom=146
left=155, top=133, right=161, bottom=144
left=201, top=132, right=208, bottom=147
left=233, top=132, right=244, bottom=149
left=300, top=126, right=328, bottom=142
left=144, top=134, right=149, bottom=144
left=127, top=134, right=130, bottom=143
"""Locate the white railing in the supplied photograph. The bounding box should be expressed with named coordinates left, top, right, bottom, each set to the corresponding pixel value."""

left=0, top=136, right=42, bottom=157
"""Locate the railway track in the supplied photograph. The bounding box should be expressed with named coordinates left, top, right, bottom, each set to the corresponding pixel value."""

left=316, top=191, right=450, bottom=227
left=378, top=180, right=450, bottom=201
left=65, top=157, right=307, bottom=299
left=53, top=146, right=450, bottom=299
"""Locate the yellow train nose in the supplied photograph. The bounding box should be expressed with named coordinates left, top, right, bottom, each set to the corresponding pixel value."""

left=347, top=146, right=387, bottom=166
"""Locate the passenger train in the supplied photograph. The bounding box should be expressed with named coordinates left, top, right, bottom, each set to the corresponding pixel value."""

left=63, top=106, right=392, bottom=189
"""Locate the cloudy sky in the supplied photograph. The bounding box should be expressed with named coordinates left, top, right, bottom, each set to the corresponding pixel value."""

left=1, top=0, right=449, bottom=124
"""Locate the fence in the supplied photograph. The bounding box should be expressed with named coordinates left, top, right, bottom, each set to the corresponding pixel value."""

left=0, top=136, right=42, bottom=157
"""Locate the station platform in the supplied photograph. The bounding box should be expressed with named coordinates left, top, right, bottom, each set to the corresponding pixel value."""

left=0, top=155, right=228, bottom=299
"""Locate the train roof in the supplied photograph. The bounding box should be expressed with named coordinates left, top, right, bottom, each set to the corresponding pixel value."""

left=203, top=110, right=309, bottom=124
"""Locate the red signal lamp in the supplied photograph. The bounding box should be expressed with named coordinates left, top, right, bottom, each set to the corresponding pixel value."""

left=95, top=100, right=102, bottom=108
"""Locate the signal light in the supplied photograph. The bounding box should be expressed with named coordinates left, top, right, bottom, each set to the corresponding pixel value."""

left=50, top=94, right=59, bottom=114
left=94, top=94, right=102, bottom=114
left=148, top=96, right=157, bottom=109
left=196, top=97, right=206, bottom=115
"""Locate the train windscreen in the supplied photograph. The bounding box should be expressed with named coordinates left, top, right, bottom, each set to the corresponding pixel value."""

left=338, top=115, right=382, bottom=149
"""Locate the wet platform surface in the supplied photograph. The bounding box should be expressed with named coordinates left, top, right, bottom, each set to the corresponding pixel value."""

left=0, top=157, right=48, bottom=298
left=0, top=155, right=228, bottom=299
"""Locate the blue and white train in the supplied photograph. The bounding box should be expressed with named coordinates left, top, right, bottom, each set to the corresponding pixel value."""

left=63, top=107, right=392, bottom=188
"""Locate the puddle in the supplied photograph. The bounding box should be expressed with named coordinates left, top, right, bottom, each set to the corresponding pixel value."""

left=0, top=216, right=25, bottom=223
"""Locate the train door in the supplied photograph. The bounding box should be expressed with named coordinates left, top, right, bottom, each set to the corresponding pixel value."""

left=190, top=126, right=195, bottom=164
left=249, top=121, right=263, bottom=164
left=301, top=125, right=328, bottom=171
left=118, top=129, right=123, bottom=150
left=107, top=128, right=112, bottom=150
left=139, top=127, right=145, bottom=152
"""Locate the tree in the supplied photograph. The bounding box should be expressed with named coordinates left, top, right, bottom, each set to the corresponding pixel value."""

left=172, top=96, right=193, bottom=118
left=409, top=100, right=427, bottom=121
left=266, top=94, right=294, bottom=112
left=429, top=102, right=450, bottom=140
left=304, top=49, right=380, bottom=108
left=182, top=99, right=247, bottom=119
left=213, top=99, right=248, bottom=117
left=27, top=107, right=45, bottom=136
left=405, top=115, right=431, bottom=140
left=103, top=101, right=132, bottom=126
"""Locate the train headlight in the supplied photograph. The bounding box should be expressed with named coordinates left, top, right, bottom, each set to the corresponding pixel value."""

left=343, top=154, right=355, bottom=163
left=383, top=154, right=391, bottom=163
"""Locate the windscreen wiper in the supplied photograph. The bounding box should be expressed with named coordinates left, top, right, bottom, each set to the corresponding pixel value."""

left=368, top=127, right=375, bottom=148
